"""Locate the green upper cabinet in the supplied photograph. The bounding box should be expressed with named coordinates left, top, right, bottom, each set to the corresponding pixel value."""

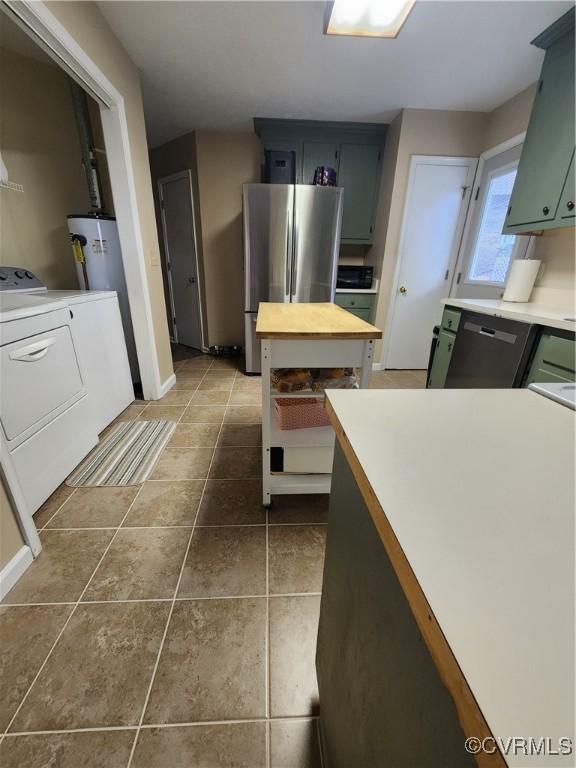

left=302, top=142, right=339, bottom=185
left=504, top=9, right=575, bottom=234
left=254, top=119, right=386, bottom=244
left=559, top=151, right=575, bottom=220
left=338, top=144, right=382, bottom=242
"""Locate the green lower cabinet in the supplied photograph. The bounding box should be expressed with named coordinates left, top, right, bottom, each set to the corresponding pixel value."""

left=334, top=292, right=376, bottom=323
left=346, top=307, right=372, bottom=322
left=427, top=330, right=456, bottom=389
left=442, top=308, right=461, bottom=334
left=524, top=332, right=576, bottom=385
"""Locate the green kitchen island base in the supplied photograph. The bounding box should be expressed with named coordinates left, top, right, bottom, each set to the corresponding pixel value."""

left=316, top=443, right=478, bottom=768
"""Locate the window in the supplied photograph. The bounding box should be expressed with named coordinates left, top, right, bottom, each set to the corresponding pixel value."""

left=467, top=167, right=518, bottom=284
left=453, top=142, right=529, bottom=300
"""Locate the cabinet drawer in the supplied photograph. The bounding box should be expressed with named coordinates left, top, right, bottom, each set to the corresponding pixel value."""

left=536, top=333, right=575, bottom=373
left=526, top=363, right=575, bottom=385
left=345, top=308, right=373, bottom=323
left=441, top=308, right=461, bottom=333
left=335, top=293, right=374, bottom=310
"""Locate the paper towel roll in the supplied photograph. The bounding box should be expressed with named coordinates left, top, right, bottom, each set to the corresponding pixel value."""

left=502, top=259, right=541, bottom=303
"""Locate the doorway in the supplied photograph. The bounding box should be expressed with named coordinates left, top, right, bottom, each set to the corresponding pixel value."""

left=451, top=140, right=530, bottom=300
left=158, top=171, right=204, bottom=351
left=384, top=155, right=478, bottom=370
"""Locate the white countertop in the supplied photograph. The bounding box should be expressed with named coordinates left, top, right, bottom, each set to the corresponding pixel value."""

left=443, top=298, right=576, bottom=332
left=326, top=388, right=575, bottom=766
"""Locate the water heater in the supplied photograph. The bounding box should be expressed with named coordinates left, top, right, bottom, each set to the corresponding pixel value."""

left=67, top=214, right=139, bottom=381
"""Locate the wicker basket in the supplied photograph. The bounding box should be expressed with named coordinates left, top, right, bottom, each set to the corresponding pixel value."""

left=274, top=397, right=331, bottom=430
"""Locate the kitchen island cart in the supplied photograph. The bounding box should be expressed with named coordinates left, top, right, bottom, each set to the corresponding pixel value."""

left=256, top=302, right=382, bottom=506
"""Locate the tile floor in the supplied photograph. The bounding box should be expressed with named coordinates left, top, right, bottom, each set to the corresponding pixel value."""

left=0, top=348, right=425, bottom=767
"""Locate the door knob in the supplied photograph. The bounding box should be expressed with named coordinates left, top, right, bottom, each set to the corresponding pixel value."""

left=399, top=285, right=407, bottom=295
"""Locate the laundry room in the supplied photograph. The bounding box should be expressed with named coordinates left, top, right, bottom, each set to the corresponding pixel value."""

left=0, top=15, right=114, bottom=288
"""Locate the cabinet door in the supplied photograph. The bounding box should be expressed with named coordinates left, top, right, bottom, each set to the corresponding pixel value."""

left=524, top=332, right=576, bottom=385
left=505, top=32, right=575, bottom=229
left=427, top=330, right=456, bottom=389
left=559, top=152, right=575, bottom=220
left=441, top=308, right=461, bottom=333
left=302, top=142, right=339, bottom=185
left=338, top=144, right=381, bottom=242
left=526, top=364, right=575, bottom=385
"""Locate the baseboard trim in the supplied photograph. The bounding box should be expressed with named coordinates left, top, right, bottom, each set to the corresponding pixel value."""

left=158, top=372, right=176, bottom=399
left=0, top=545, right=34, bottom=601
left=372, top=362, right=385, bottom=371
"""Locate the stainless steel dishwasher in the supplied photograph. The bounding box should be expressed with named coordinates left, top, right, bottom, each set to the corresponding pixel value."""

left=445, top=311, right=537, bottom=388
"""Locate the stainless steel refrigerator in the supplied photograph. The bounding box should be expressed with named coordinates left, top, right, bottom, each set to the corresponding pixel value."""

left=243, top=183, right=343, bottom=373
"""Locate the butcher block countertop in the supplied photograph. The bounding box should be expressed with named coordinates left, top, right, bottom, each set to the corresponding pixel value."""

left=325, top=388, right=575, bottom=766
left=256, top=302, right=382, bottom=340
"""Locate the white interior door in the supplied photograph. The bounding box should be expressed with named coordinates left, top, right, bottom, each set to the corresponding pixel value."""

left=159, top=172, right=203, bottom=350
left=385, top=156, right=477, bottom=370
left=452, top=143, right=530, bottom=300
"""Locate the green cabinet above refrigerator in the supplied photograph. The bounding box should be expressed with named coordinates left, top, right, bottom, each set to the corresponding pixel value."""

left=254, top=119, right=386, bottom=244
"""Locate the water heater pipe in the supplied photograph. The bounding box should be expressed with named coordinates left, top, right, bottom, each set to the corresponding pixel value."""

left=69, top=80, right=104, bottom=213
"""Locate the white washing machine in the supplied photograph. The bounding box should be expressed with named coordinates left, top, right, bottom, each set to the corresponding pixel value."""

left=0, top=267, right=135, bottom=439
left=0, top=290, right=98, bottom=513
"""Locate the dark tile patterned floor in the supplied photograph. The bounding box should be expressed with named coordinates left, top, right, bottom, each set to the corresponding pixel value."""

left=0, top=348, right=425, bottom=766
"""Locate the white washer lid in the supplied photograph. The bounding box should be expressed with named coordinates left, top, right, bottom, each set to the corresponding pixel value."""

left=0, top=294, right=66, bottom=322
left=40, top=290, right=117, bottom=305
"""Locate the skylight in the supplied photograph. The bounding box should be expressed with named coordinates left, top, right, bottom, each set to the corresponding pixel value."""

left=325, top=0, right=415, bottom=39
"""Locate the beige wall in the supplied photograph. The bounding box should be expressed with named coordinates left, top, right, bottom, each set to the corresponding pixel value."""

left=149, top=130, right=260, bottom=348
left=195, top=131, right=261, bottom=346
left=482, top=84, right=536, bottom=152
left=369, top=108, right=487, bottom=360
left=0, top=47, right=89, bottom=288
left=531, top=228, right=576, bottom=311
left=47, top=1, right=173, bottom=385
left=0, top=480, right=24, bottom=572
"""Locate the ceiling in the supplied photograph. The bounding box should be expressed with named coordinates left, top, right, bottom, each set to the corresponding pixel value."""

left=98, top=1, right=572, bottom=148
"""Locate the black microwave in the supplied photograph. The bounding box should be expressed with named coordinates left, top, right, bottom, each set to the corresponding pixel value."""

left=337, top=265, right=373, bottom=290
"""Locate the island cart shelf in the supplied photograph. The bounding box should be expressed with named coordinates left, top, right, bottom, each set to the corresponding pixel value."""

left=256, top=302, right=382, bottom=506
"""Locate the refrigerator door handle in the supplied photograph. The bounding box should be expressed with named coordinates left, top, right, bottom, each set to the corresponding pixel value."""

left=291, top=223, right=298, bottom=297
left=285, top=223, right=291, bottom=302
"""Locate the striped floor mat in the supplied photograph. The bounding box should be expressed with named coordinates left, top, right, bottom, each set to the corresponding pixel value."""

left=67, top=420, right=176, bottom=487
